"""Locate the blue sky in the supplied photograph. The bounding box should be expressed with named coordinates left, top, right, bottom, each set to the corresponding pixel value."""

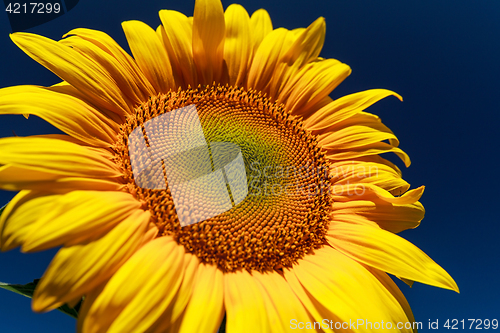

left=0, top=0, right=499, bottom=331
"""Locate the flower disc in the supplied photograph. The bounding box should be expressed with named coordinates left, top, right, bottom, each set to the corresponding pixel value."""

left=115, top=85, right=331, bottom=272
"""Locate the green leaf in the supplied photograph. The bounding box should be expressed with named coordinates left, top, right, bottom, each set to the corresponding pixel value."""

left=0, top=279, right=81, bottom=319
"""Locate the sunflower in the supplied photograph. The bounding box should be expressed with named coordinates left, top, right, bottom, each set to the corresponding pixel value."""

left=0, top=0, right=458, bottom=332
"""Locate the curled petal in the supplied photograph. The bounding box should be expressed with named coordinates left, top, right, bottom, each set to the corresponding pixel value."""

left=303, top=89, right=402, bottom=133
left=326, top=141, right=411, bottom=167
left=330, top=160, right=410, bottom=194
left=319, top=124, right=400, bottom=151
left=331, top=198, right=425, bottom=233
left=330, top=183, right=424, bottom=205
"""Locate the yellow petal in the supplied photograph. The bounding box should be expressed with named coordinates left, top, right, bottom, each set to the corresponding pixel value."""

left=318, top=111, right=411, bottom=167
left=192, top=0, right=225, bottom=85
left=249, top=9, right=272, bottom=55
left=122, top=20, right=176, bottom=93
left=247, top=28, right=294, bottom=93
left=32, top=210, right=150, bottom=312
left=319, top=124, right=400, bottom=151
left=224, top=4, right=251, bottom=87
left=283, top=270, right=335, bottom=333
left=48, top=81, right=124, bottom=125
left=83, top=237, right=185, bottom=333
left=158, top=10, right=197, bottom=88
left=0, top=191, right=60, bottom=251
left=330, top=160, right=410, bottom=194
left=286, top=247, right=415, bottom=332
left=251, top=271, right=312, bottom=333
left=330, top=198, right=424, bottom=233
left=22, top=191, right=141, bottom=252
left=29, top=177, right=123, bottom=192
left=0, top=165, right=58, bottom=192
left=326, top=141, right=411, bottom=167
left=0, top=165, right=123, bottom=193
left=328, top=223, right=459, bottom=292
left=76, top=226, right=159, bottom=333
left=0, top=85, right=118, bottom=147
left=328, top=212, right=380, bottom=230
left=164, top=254, right=200, bottom=324
left=146, top=253, right=201, bottom=333
left=59, top=35, right=152, bottom=106
left=304, top=89, right=402, bottom=133
left=269, top=17, right=327, bottom=99
left=330, top=183, right=424, bottom=205
left=319, top=110, right=400, bottom=145
left=62, top=28, right=156, bottom=101
left=284, top=60, right=352, bottom=118
left=0, top=137, right=121, bottom=179
left=357, top=154, right=404, bottom=176
left=285, top=17, right=325, bottom=67
left=224, top=269, right=269, bottom=332
left=368, top=267, right=416, bottom=325
left=176, top=263, right=224, bottom=333
left=10, top=33, right=131, bottom=117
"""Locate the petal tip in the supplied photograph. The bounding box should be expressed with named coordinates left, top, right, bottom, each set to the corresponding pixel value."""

left=32, top=292, right=59, bottom=313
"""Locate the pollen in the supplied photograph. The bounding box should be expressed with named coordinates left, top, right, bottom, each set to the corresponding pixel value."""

left=114, top=85, right=331, bottom=273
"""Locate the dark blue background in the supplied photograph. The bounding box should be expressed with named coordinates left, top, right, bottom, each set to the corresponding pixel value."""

left=1, top=0, right=498, bottom=331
